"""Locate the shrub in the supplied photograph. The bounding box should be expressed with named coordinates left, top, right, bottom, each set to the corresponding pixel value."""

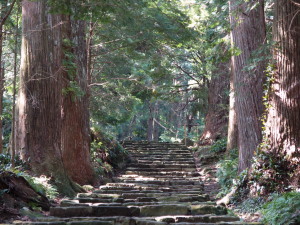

left=261, top=192, right=300, bottom=225
left=216, top=148, right=238, bottom=197
left=0, top=153, right=27, bottom=170
left=211, top=138, right=227, bottom=153
left=235, top=197, right=265, bottom=214
left=91, top=127, right=129, bottom=176
left=23, top=174, right=58, bottom=199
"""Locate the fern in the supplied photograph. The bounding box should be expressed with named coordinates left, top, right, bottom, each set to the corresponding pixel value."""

left=262, top=192, right=300, bottom=225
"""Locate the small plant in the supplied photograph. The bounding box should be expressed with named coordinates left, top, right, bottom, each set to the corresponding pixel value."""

left=91, top=126, right=129, bottom=176
left=11, top=170, right=59, bottom=199
left=216, top=148, right=238, bottom=197
left=235, top=197, right=265, bottom=214
left=0, top=153, right=27, bottom=170
left=211, top=138, right=227, bottom=153
left=261, top=192, right=300, bottom=225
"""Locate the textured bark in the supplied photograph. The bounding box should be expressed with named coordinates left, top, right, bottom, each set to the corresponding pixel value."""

left=17, top=0, right=64, bottom=171
left=147, top=102, right=159, bottom=141
left=263, top=0, right=300, bottom=186
left=61, top=18, right=95, bottom=185
left=200, top=62, right=230, bottom=144
left=230, top=0, right=266, bottom=172
left=16, top=0, right=93, bottom=195
left=227, top=64, right=238, bottom=151
left=0, top=62, right=3, bottom=154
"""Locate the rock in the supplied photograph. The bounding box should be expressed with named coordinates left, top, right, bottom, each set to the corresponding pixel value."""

left=135, top=219, right=167, bottom=225
left=190, top=204, right=227, bottom=215
left=67, top=221, right=113, bottom=225
left=19, top=207, right=44, bottom=220
left=50, top=207, right=93, bottom=217
left=140, top=205, right=188, bottom=217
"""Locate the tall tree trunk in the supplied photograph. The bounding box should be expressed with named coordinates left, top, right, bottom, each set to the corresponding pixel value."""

left=16, top=0, right=90, bottom=196
left=200, top=62, right=230, bottom=144
left=11, top=4, right=20, bottom=167
left=227, top=64, right=238, bottom=151
left=61, top=18, right=95, bottom=185
left=262, top=0, right=300, bottom=188
left=0, top=63, right=3, bottom=154
left=147, top=102, right=155, bottom=141
left=229, top=0, right=266, bottom=172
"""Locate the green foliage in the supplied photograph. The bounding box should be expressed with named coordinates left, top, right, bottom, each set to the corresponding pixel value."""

left=249, top=150, right=296, bottom=195
left=235, top=197, right=265, bottom=214
left=262, top=192, right=300, bottom=225
left=216, top=148, right=238, bottom=197
left=0, top=153, right=26, bottom=170
left=1, top=154, right=58, bottom=199
left=91, top=126, right=129, bottom=176
left=22, top=174, right=58, bottom=199
left=210, top=138, right=227, bottom=153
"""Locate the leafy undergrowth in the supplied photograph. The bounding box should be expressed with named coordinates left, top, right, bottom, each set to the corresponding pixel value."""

left=261, top=192, right=300, bottom=225
left=91, top=126, right=129, bottom=180
left=0, top=155, right=58, bottom=223
left=206, top=140, right=300, bottom=224
left=0, top=130, right=129, bottom=223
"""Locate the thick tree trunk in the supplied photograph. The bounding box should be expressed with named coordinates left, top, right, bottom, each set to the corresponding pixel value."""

left=262, top=0, right=300, bottom=187
left=229, top=0, right=266, bottom=172
left=227, top=65, right=238, bottom=151
left=61, top=18, right=95, bottom=185
left=200, top=62, right=229, bottom=144
left=16, top=0, right=91, bottom=195
left=17, top=0, right=70, bottom=193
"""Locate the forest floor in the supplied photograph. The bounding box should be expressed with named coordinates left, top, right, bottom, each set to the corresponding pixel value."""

left=193, top=145, right=262, bottom=223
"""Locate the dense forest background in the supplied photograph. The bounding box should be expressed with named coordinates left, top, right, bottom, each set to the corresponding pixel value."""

left=0, top=0, right=299, bottom=224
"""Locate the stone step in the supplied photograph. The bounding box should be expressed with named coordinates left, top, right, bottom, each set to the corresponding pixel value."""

left=117, top=176, right=202, bottom=181
left=93, top=190, right=204, bottom=196
left=128, top=151, right=191, bottom=154
left=96, top=187, right=203, bottom=193
left=124, top=171, right=199, bottom=176
left=125, top=167, right=196, bottom=172
left=113, top=179, right=203, bottom=186
left=14, top=217, right=263, bottom=225
left=132, top=160, right=195, bottom=163
left=121, top=193, right=206, bottom=199
left=129, top=152, right=192, bottom=156
left=127, top=164, right=195, bottom=168
left=50, top=203, right=228, bottom=218
left=127, top=147, right=190, bottom=150
left=60, top=201, right=215, bottom=208
left=155, top=215, right=240, bottom=223
left=130, top=155, right=194, bottom=159
left=100, top=183, right=203, bottom=189
left=50, top=206, right=140, bottom=217
left=30, top=217, right=134, bottom=225
left=119, top=174, right=200, bottom=179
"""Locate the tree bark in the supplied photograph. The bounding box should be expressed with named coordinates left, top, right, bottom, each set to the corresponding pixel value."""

left=61, top=18, right=95, bottom=185
left=229, top=0, right=266, bottom=172
left=11, top=4, right=20, bottom=168
left=226, top=64, right=238, bottom=151
left=16, top=0, right=92, bottom=195
left=200, top=62, right=230, bottom=144
left=262, top=0, right=300, bottom=187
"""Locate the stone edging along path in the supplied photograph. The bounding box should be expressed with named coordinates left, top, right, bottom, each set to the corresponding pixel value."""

left=13, top=142, right=263, bottom=225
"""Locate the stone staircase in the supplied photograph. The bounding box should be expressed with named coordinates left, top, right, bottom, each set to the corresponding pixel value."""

left=14, top=141, right=261, bottom=225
